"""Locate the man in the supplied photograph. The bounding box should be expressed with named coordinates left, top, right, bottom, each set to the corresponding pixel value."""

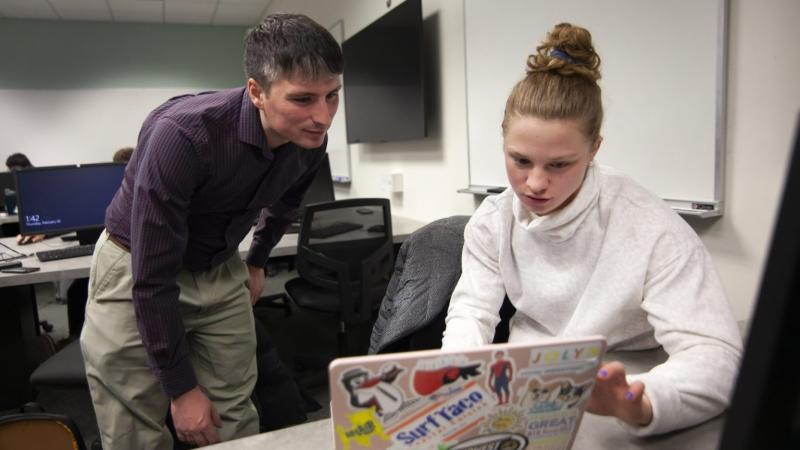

left=80, top=14, right=343, bottom=449
left=5, top=152, right=32, bottom=171
left=112, top=146, right=134, bottom=163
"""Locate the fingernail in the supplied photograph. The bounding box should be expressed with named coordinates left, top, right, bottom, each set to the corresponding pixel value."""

left=598, top=369, right=608, bottom=377
left=625, top=391, right=634, bottom=401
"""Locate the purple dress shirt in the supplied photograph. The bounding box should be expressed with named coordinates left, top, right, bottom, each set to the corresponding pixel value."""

left=104, top=87, right=326, bottom=397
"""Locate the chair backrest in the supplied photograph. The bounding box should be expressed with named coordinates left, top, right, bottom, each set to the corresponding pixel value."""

left=296, top=198, right=394, bottom=325
left=0, top=412, right=87, bottom=450
left=370, top=215, right=516, bottom=354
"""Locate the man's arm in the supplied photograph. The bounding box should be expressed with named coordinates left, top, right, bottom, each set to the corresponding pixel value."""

left=130, top=118, right=202, bottom=398
left=131, top=118, right=226, bottom=444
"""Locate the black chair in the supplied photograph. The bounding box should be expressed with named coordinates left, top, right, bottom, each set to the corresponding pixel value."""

left=0, top=412, right=87, bottom=450
left=29, top=339, right=86, bottom=388
left=369, top=215, right=515, bottom=355
left=285, top=198, right=394, bottom=357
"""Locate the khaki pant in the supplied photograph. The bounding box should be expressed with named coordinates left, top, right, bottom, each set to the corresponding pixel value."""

left=80, top=231, right=258, bottom=450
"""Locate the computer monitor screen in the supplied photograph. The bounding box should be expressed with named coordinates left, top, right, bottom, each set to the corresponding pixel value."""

left=300, top=153, right=335, bottom=209
left=14, top=163, right=125, bottom=237
left=717, top=117, right=800, bottom=449
left=284, top=154, right=335, bottom=233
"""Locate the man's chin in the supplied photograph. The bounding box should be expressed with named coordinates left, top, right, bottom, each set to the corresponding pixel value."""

left=294, top=137, right=325, bottom=149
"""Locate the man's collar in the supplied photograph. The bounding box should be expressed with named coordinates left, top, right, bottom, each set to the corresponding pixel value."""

left=238, top=88, right=273, bottom=159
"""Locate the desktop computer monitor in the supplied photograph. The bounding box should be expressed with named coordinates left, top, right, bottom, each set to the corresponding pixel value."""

left=717, top=117, right=800, bottom=449
left=14, top=163, right=126, bottom=244
left=288, top=154, right=335, bottom=224
left=300, top=153, right=335, bottom=209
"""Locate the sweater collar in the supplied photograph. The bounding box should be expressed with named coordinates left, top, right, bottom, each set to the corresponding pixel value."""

left=512, top=163, right=600, bottom=241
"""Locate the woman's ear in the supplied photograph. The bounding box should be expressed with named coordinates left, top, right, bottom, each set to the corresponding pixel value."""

left=590, top=136, right=603, bottom=160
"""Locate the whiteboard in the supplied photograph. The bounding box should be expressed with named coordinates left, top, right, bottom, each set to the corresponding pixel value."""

left=464, top=0, right=728, bottom=216
left=0, top=88, right=193, bottom=166
left=327, top=20, right=353, bottom=183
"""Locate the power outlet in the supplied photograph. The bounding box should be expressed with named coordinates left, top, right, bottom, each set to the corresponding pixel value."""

left=380, top=173, right=403, bottom=193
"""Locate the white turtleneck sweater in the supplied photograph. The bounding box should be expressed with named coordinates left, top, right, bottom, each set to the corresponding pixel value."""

left=442, top=163, right=742, bottom=436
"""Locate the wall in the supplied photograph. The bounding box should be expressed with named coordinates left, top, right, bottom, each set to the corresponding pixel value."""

left=263, top=0, right=477, bottom=221
left=0, top=1, right=796, bottom=320
left=0, top=19, right=247, bottom=165
left=268, top=0, right=800, bottom=321
left=690, top=0, right=800, bottom=320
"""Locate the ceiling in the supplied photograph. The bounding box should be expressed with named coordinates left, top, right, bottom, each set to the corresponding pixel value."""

left=0, top=0, right=275, bottom=26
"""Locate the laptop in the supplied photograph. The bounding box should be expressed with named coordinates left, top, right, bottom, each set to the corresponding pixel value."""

left=328, top=336, right=606, bottom=450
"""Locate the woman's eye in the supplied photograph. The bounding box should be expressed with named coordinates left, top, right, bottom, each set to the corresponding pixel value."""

left=549, top=161, right=571, bottom=170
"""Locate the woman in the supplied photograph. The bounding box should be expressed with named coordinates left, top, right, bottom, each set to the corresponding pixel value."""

left=442, top=23, right=742, bottom=435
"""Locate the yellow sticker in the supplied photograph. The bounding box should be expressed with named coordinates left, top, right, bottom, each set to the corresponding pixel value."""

left=335, top=408, right=390, bottom=449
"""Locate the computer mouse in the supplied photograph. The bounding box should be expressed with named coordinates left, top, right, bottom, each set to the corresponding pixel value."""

left=367, top=224, right=385, bottom=233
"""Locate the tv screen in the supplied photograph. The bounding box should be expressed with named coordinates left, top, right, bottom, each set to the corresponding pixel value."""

left=15, top=163, right=125, bottom=236
left=342, top=0, right=426, bottom=144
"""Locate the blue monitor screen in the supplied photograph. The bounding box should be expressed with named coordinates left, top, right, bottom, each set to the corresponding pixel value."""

left=15, top=163, right=125, bottom=235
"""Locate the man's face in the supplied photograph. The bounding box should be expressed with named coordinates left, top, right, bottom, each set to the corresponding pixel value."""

left=248, top=73, right=341, bottom=150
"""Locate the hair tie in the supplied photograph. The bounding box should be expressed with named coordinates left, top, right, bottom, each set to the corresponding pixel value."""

left=550, top=48, right=575, bottom=64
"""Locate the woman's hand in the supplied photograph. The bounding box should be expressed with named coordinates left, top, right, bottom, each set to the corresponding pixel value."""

left=587, top=361, right=653, bottom=427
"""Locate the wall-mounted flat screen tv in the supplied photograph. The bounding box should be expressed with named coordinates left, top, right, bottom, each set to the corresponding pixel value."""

left=342, top=0, right=426, bottom=144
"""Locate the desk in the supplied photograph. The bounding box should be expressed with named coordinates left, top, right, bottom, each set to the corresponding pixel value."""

left=205, top=349, right=725, bottom=450
left=0, top=212, right=19, bottom=225
left=0, top=215, right=425, bottom=408
left=0, top=215, right=423, bottom=287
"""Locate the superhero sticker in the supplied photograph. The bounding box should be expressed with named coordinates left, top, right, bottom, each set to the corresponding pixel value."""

left=330, top=340, right=604, bottom=450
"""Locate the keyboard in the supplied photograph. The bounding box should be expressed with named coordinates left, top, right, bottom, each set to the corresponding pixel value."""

left=309, top=221, right=363, bottom=239
left=36, top=244, right=95, bottom=262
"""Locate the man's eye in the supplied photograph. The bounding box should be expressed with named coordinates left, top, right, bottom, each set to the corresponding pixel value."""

left=291, top=97, right=312, bottom=104
left=515, top=158, right=530, bottom=166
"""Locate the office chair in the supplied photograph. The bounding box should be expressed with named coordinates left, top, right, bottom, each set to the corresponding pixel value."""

left=369, top=215, right=515, bottom=354
left=0, top=412, right=88, bottom=450
left=29, top=339, right=86, bottom=388
left=285, top=198, right=394, bottom=358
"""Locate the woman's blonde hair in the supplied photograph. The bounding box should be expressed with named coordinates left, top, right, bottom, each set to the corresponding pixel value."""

left=502, top=23, right=603, bottom=143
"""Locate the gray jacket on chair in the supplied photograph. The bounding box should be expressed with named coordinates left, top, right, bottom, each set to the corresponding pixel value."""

left=369, top=215, right=470, bottom=354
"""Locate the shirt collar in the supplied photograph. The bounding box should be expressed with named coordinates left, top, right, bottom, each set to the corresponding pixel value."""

left=238, top=88, right=273, bottom=160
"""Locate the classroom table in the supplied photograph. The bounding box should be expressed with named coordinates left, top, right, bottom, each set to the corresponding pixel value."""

left=0, top=215, right=423, bottom=287
left=0, top=215, right=425, bottom=408
left=0, top=212, right=19, bottom=225
left=204, top=347, right=725, bottom=450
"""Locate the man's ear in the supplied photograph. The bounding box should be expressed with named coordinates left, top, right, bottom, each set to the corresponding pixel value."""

left=247, top=78, right=265, bottom=109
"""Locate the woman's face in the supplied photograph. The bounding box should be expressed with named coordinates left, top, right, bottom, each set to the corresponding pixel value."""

left=504, top=116, right=600, bottom=216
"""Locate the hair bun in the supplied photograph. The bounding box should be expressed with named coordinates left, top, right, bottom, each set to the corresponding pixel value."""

left=526, top=23, right=601, bottom=81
